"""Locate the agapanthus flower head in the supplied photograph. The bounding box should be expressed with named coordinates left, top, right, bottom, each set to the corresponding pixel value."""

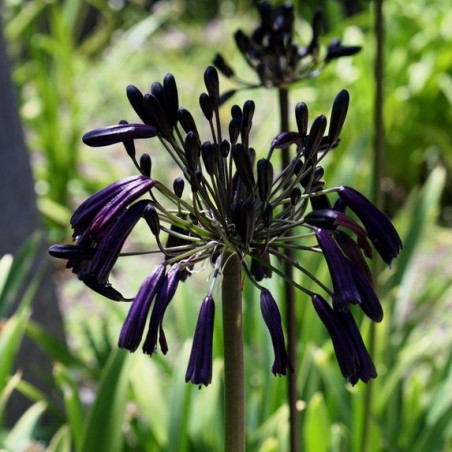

left=213, top=1, right=361, bottom=102
left=50, top=66, right=401, bottom=386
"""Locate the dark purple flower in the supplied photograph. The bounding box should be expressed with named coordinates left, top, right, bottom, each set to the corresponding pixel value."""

left=84, top=177, right=154, bottom=242
left=213, top=2, right=361, bottom=99
left=250, top=252, right=272, bottom=282
left=305, top=209, right=372, bottom=257
left=78, top=272, right=127, bottom=301
left=260, top=290, right=292, bottom=376
left=312, top=294, right=377, bottom=385
left=325, top=39, right=362, bottom=63
left=185, top=295, right=215, bottom=386
left=315, top=229, right=362, bottom=312
left=334, top=230, right=372, bottom=286
left=142, top=266, right=181, bottom=355
left=89, top=200, right=151, bottom=284
left=315, top=229, right=382, bottom=321
left=338, top=186, right=403, bottom=266
left=118, top=264, right=166, bottom=352
left=71, top=175, right=154, bottom=240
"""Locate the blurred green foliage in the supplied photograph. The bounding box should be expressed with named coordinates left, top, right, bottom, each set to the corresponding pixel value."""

left=1, top=0, right=451, bottom=450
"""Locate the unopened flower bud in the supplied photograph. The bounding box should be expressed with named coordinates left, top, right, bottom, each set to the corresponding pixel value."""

left=329, top=90, right=349, bottom=147
left=257, top=159, right=273, bottom=202
left=295, top=102, right=308, bottom=138
left=305, top=114, right=327, bottom=159
left=184, top=131, right=201, bottom=171
left=199, top=93, right=213, bottom=121
left=173, top=177, right=185, bottom=198
left=140, top=153, right=152, bottom=177
left=144, top=204, right=160, bottom=236
left=213, top=54, right=235, bottom=78
left=204, top=66, right=220, bottom=106
left=177, top=108, right=198, bottom=135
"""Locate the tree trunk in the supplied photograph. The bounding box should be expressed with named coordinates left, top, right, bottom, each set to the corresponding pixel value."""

left=0, top=17, right=66, bottom=426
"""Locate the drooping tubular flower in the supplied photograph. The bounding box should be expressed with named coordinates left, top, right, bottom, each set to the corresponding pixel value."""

left=213, top=1, right=361, bottom=102
left=49, top=66, right=401, bottom=386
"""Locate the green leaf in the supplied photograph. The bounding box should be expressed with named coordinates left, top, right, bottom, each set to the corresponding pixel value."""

left=3, top=401, right=47, bottom=451
left=390, top=166, right=446, bottom=290
left=303, top=393, right=332, bottom=452
left=54, top=364, right=85, bottom=451
left=0, top=232, right=41, bottom=316
left=79, top=349, right=130, bottom=452
left=47, top=425, right=72, bottom=452
left=0, top=372, right=22, bottom=428
left=0, top=309, right=31, bottom=389
left=25, top=320, right=88, bottom=370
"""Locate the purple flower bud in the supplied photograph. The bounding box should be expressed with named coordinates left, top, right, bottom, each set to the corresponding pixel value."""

left=262, top=202, right=273, bottom=228
left=118, top=264, right=166, bottom=352
left=325, top=39, right=361, bottom=63
left=234, top=29, right=253, bottom=55
left=82, top=123, right=158, bottom=147
left=213, top=54, right=235, bottom=78
left=229, top=117, right=242, bottom=144
left=338, top=186, right=403, bottom=266
left=173, top=177, right=185, bottom=198
left=328, top=90, right=349, bottom=147
left=231, top=104, right=242, bottom=119
left=241, top=100, right=255, bottom=138
left=163, top=73, right=179, bottom=128
left=199, top=93, right=213, bottom=121
left=220, top=139, right=230, bottom=157
left=184, top=131, right=201, bottom=171
left=295, top=102, right=309, bottom=138
left=271, top=131, right=301, bottom=149
left=305, top=114, right=327, bottom=159
left=185, top=295, right=215, bottom=386
left=260, top=290, right=292, bottom=376
left=312, top=294, right=377, bottom=385
left=126, top=85, right=152, bottom=125
left=143, top=93, right=171, bottom=137
left=257, top=159, right=273, bottom=202
left=232, top=143, right=255, bottom=192
left=204, top=66, right=220, bottom=106
left=177, top=108, right=199, bottom=135
left=49, top=244, right=96, bottom=261
left=238, top=201, right=256, bottom=246
left=201, top=141, right=217, bottom=176
left=139, top=153, right=152, bottom=177
left=143, top=204, right=160, bottom=237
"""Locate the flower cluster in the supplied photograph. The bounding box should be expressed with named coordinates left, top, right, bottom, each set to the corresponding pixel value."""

left=50, top=66, right=401, bottom=386
left=213, top=1, right=361, bottom=101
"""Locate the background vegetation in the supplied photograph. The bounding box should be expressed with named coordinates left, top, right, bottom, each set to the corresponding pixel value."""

left=1, top=0, right=451, bottom=450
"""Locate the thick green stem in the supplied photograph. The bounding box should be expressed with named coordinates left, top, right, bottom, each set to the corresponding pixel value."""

left=222, top=253, right=245, bottom=452
left=361, top=1, right=385, bottom=451
left=279, top=87, right=300, bottom=452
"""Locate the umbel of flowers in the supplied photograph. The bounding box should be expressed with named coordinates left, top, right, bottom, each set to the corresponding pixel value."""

left=50, top=66, right=402, bottom=387
left=213, top=1, right=361, bottom=101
